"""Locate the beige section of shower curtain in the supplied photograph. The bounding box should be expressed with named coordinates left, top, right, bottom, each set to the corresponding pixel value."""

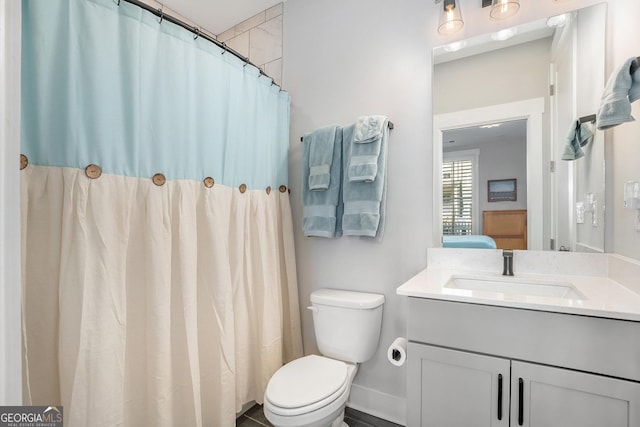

left=20, top=165, right=302, bottom=427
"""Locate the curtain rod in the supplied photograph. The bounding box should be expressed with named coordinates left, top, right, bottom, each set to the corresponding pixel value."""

left=117, top=0, right=282, bottom=90
left=300, top=121, right=394, bottom=142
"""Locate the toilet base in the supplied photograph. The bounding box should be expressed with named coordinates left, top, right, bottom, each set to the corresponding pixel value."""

left=265, top=405, right=346, bottom=427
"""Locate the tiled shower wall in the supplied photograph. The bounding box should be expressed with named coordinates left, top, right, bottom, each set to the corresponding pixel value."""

left=217, top=3, right=283, bottom=86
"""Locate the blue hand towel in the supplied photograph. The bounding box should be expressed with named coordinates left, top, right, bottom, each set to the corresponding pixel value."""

left=561, top=120, right=594, bottom=161
left=349, top=115, right=388, bottom=183
left=597, top=57, right=638, bottom=130
left=341, top=123, right=388, bottom=238
left=302, top=127, right=343, bottom=237
left=305, top=125, right=339, bottom=191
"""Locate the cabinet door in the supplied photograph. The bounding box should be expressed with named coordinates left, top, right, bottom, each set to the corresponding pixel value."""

left=407, top=343, right=509, bottom=427
left=511, top=361, right=640, bottom=427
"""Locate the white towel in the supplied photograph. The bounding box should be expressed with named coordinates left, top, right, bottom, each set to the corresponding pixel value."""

left=353, top=115, right=386, bottom=143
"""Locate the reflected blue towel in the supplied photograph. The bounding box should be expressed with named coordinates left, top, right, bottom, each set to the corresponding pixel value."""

left=341, top=124, right=388, bottom=238
left=305, top=125, right=339, bottom=191
left=597, top=57, right=639, bottom=130
left=302, top=127, right=343, bottom=237
left=349, top=115, right=388, bottom=182
left=561, top=120, right=594, bottom=161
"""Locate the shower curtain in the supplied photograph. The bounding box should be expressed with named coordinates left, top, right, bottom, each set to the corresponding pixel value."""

left=20, top=0, right=302, bottom=426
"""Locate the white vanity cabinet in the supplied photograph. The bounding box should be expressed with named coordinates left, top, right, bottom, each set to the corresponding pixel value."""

left=513, top=360, right=640, bottom=427
left=408, top=344, right=509, bottom=427
left=406, top=298, right=640, bottom=427
left=408, top=344, right=640, bottom=427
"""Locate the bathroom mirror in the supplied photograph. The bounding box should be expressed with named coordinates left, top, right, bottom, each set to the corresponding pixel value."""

left=432, top=3, right=607, bottom=252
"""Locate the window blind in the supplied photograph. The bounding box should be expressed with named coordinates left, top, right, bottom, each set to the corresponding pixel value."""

left=442, top=159, right=473, bottom=235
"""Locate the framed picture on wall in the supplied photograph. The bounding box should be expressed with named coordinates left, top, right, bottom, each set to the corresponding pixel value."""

left=488, top=178, right=517, bottom=202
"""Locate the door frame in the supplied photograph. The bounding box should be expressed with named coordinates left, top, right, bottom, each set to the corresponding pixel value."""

left=433, top=98, right=545, bottom=250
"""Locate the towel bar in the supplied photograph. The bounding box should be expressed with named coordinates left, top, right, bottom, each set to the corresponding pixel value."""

left=300, top=121, right=394, bottom=142
left=579, top=114, right=596, bottom=123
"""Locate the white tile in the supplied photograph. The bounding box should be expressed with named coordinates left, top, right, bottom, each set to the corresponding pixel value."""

left=264, top=58, right=282, bottom=86
left=249, top=15, right=282, bottom=68
left=226, top=31, right=250, bottom=59
left=265, top=2, right=283, bottom=20
left=236, top=11, right=265, bottom=34
left=217, top=27, right=236, bottom=43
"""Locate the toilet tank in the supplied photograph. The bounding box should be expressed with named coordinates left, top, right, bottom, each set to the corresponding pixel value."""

left=310, top=289, right=385, bottom=363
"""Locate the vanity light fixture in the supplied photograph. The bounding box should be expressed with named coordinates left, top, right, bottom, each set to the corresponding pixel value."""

left=437, top=0, right=464, bottom=35
left=490, top=0, right=520, bottom=20
left=491, top=27, right=517, bottom=41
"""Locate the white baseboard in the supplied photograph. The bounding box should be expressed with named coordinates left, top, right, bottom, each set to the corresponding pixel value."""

left=347, top=383, right=407, bottom=426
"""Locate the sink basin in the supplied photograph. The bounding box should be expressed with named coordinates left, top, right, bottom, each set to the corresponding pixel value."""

left=444, top=275, right=586, bottom=300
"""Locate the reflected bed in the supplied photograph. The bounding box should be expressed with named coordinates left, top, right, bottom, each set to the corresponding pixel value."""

left=442, top=235, right=497, bottom=249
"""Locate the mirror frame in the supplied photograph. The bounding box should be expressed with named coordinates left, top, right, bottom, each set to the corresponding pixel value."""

left=433, top=98, right=545, bottom=250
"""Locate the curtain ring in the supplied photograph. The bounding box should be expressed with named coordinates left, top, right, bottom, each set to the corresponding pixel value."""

left=158, top=5, right=164, bottom=23
left=220, top=42, right=226, bottom=54
left=193, top=27, right=200, bottom=40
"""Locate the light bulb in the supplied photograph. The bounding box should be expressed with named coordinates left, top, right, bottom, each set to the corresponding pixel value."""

left=490, top=0, right=520, bottom=20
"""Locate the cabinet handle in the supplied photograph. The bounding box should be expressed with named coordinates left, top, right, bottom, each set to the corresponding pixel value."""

left=497, top=374, right=503, bottom=421
left=518, top=378, right=524, bottom=426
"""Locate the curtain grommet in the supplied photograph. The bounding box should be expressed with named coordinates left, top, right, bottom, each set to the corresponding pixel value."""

left=20, top=154, right=28, bottom=170
left=85, top=164, right=102, bottom=179
left=152, top=173, right=166, bottom=186
left=239, top=183, right=247, bottom=193
left=203, top=177, right=215, bottom=188
left=279, top=185, right=287, bottom=193
left=266, top=186, right=271, bottom=195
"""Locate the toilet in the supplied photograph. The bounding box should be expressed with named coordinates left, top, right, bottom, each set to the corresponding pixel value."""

left=263, top=288, right=385, bottom=427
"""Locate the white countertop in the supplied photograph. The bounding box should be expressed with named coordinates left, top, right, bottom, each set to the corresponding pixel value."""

left=396, top=267, right=640, bottom=322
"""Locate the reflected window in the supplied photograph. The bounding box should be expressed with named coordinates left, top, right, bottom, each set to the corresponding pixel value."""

left=442, top=158, right=474, bottom=235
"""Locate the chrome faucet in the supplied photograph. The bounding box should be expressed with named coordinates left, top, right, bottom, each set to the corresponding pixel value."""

left=502, top=249, right=514, bottom=276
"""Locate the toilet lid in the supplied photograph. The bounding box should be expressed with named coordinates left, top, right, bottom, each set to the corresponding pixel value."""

left=266, top=355, right=348, bottom=409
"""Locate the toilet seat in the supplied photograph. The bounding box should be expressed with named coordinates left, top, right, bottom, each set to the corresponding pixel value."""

left=265, top=355, right=350, bottom=417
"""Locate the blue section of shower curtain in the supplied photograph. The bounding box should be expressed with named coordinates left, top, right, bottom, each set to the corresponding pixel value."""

left=21, top=0, right=290, bottom=188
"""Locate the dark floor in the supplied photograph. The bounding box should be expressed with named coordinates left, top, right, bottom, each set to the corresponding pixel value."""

left=236, top=404, right=403, bottom=427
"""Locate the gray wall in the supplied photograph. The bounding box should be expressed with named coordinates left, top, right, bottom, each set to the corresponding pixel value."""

left=283, top=0, right=432, bottom=420
left=281, top=0, right=639, bottom=422
left=433, top=38, right=551, bottom=115
left=445, top=136, right=528, bottom=233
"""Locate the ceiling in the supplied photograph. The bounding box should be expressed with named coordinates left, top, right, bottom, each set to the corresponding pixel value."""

left=161, top=0, right=287, bottom=35
left=442, top=119, right=526, bottom=149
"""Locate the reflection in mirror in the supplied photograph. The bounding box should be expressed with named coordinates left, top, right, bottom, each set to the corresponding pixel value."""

left=432, top=3, right=607, bottom=252
left=442, top=120, right=527, bottom=248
